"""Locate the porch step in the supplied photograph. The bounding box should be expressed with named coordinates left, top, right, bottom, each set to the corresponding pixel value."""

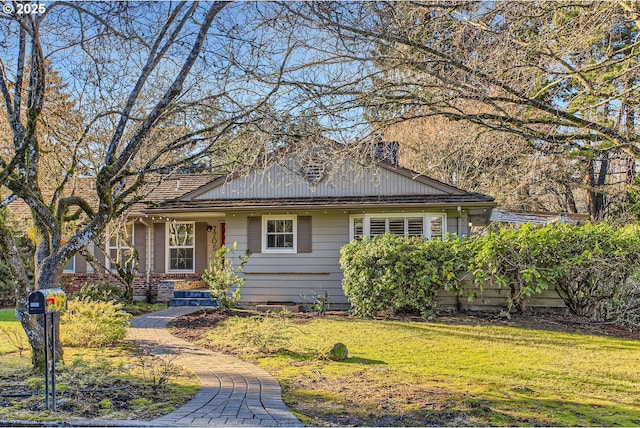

left=169, top=290, right=219, bottom=307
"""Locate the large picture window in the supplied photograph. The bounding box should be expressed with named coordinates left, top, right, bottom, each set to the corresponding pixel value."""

left=262, top=215, right=297, bottom=253
left=167, top=222, right=195, bottom=272
left=349, top=214, right=446, bottom=240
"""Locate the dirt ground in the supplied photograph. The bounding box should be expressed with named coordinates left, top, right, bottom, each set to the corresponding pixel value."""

left=169, top=308, right=640, bottom=341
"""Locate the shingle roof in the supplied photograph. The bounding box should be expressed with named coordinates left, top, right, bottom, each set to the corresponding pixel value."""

left=6, top=173, right=221, bottom=220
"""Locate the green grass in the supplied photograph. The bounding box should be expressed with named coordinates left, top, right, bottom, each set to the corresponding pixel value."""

left=0, top=308, right=17, bottom=321
left=0, top=308, right=26, bottom=355
left=202, top=316, right=640, bottom=426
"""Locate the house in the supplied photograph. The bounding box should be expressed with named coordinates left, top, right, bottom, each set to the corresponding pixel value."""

left=19, top=143, right=497, bottom=307
left=490, top=208, right=588, bottom=226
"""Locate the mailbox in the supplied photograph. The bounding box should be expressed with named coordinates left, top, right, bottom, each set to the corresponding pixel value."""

left=28, top=289, right=67, bottom=315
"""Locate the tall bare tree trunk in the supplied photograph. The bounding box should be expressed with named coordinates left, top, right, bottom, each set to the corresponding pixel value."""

left=585, top=155, right=609, bottom=223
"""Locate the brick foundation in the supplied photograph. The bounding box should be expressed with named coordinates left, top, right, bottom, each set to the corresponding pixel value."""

left=60, top=273, right=206, bottom=303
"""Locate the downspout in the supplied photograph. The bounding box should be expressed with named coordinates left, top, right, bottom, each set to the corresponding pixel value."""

left=138, top=218, right=152, bottom=302
left=456, top=206, right=462, bottom=312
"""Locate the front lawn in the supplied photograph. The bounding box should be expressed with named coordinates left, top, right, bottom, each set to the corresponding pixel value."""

left=0, top=306, right=198, bottom=422
left=172, top=311, right=640, bottom=426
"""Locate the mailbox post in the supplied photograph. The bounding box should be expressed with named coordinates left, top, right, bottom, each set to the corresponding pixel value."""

left=28, top=288, right=67, bottom=412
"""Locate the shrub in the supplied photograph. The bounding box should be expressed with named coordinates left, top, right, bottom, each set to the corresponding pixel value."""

left=72, top=281, right=123, bottom=302
left=468, top=223, right=640, bottom=320
left=60, top=298, right=132, bottom=347
left=340, top=234, right=468, bottom=318
left=202, top=242, right=251, bottom=310
left=552, top=224, right=640, bottom=322
left=341, top=225, right=640, bottom=324
left=467, top=224, right=565, bottom=311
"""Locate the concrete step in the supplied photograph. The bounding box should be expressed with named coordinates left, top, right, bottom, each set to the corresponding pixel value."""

left=173, top=290, right=212, bottom=299
left=169, top=297, right=219, bottom=307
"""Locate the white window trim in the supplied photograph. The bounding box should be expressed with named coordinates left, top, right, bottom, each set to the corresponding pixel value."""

left=63, top=256, right=75, bottom=273
left=349, top=213, right=447, bottom=241
left=262, top=215, right=297, bottom=254
left=107, top=223, right=135, bottom=272
left=166, top=221, right=196, bottom=273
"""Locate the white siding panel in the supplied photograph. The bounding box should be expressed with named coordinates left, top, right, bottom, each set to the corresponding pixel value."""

left=195, top=160, right=447, bottom=200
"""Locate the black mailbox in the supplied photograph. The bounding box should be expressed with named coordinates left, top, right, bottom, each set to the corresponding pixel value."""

left=28, top=289, right=67, bottom=315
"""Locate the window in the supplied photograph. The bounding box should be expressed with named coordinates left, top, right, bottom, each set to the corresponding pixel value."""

left=167, top=222, right=195, bottom=272
left=63, top=256, right=75, bottom=273
left=262, top=215, right=297, bottom=253
left=350, top=214, right=446, bottom=240
left=107, top=223, right=134, bottom=271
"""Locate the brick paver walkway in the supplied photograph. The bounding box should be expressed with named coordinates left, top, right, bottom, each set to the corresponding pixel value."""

left=128, top=307, right=303, bottom=427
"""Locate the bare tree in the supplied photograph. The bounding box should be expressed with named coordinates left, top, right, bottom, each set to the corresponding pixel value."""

left=0, top=2, right=310, bottom=367
left=286, top=1, right=639, bottom=221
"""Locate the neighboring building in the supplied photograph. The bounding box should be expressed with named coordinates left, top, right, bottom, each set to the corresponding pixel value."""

left=11, top=144, right=497, bottom=307
left=490, top=209, right=589, bottom=226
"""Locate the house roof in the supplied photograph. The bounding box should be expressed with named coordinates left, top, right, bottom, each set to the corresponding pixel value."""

left=144, top=193, right=495, bottom=213
left=142, top=155, right=496, bottom=214
left=6, top=146, right=496, bottom=220
left=5, top=173, right=220, bottom=220
left=490, top=209, right=589, bottom=226
left=178, top=160, right=468, bottom=202
left=129, top=174, right=220, bottom=215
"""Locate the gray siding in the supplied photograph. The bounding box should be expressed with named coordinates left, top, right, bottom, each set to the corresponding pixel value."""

left=153, top=223, right=165, bottom=273
left=226, top=209, right=467, bottom=306
left=195, top=160, right=448, bottom=200
left=226, top=211, right=349, bottom=306
left=195, top=222, right=208, bottom=273
left=439, top=283, right=566, bottom=312
left=134, top=223, right=147, bottom=272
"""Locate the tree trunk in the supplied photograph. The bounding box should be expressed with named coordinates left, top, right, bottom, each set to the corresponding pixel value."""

left=0, top=228, right=61, bottom=369
left=564, top=182, right=578, bottom=214
left=585, top=156, right=609, bottom=223
left=22, top=256, right=64, bottom=368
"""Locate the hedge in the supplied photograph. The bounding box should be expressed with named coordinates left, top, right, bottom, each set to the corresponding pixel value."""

left=340, top=224, right=640, bottom=326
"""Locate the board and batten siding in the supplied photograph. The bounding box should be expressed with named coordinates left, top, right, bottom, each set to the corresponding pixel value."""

left=194, top=160, right=448, bottom=200
left=226, top=211, right=350, bottom=305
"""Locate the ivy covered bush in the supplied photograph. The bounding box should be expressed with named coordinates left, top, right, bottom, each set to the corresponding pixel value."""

left=341, top=224, right=640, bottom=325
left=340, top=234, right=468, bottom=318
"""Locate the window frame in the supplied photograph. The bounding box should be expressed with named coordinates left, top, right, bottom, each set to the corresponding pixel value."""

left=107, top=223, right=135, bottom=272
left=166, top=221, right=196, bottom=273
left=349, top=213, right=447, bottom=241
left=262, top=215, right=297, bottom=254
left=63, top=256, right=75, bottom=273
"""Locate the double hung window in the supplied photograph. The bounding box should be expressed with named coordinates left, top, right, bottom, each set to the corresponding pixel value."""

left=63, top=256, right=75, bottom=273
left=262, top=215, right=297, bottom=253
left=167, top=222, right=195, bottom=272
